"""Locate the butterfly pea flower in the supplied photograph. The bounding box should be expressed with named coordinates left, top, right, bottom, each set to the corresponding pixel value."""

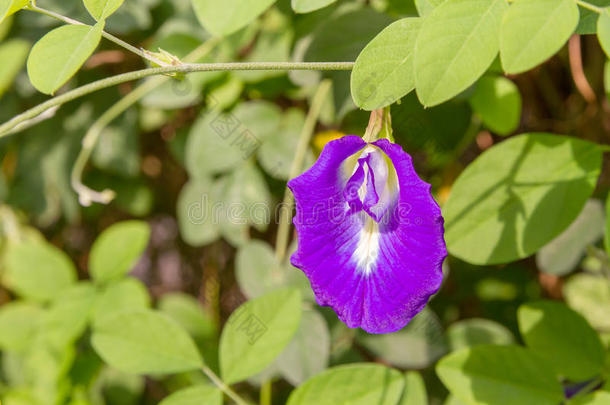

left=288, top=135, right=446, bottom=334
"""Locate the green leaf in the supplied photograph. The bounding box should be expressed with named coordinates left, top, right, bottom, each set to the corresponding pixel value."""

left=0, top=39, right=28, bottom=99
left=414, top=0, right=507, bottom=106
left=91, top=309, right=203, bottom=374
left=276, top=309, right=330, bottom=385
left=158, top=293, right=217, bottom=344
left=291, top=0, right=337, bottom=13
left=0, top=302, right=44, bottom=352
left=192, top=0, right=277, bottom=36
left=236, top=240, right=281, bottom=298
left=518, top=300, right=605, bottom=380
left=358, top=308, right=448, bottom=369
left=42, top=282, right=97, bottom=348
left=446, top=318, right=515, bottom=352
left=564, top=273, right=610, bottom=331
left=186, top=101, right=282, bottom=178
left=598, top=9, right=610, bottom=58
left=27, top=22, right=104, bottom=95
left=0, top=0, right=27, bottom=23
left=436, top=345, right=564, bottom=405
left=92, top=277, right=151, bottom=328
left=469, top=76, right=521, bottom=135
left=3, top=240, right=77, bottom=302
left=351, top=18, right=421, bottom=110
left=220, top=288, right=302, bottom=384
left=287, top=364, right=404, bottom=405
left=159, top=385, right=222, bottom=405
left=89, top=220, right=150, bottom=284
left=536, top=199, right=604, bottom=276
left=257, top=108, right=313, bottom=180
left=414, top=0, right=446, bottom=16
left=500, top=0, right=579, bottom=74
left=398, top=372, right=428, bottom=405
left=177, top=178, right=220, bottom=247
left=83, top=0, right=126, bottom=20
left=443, top=134, right=602, bottom=265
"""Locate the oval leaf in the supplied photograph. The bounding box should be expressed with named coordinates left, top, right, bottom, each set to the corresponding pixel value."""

left=0, top=302, right=44, bottom=352
left=27, top=22, right=104, bottom=95
left=89, top=220, right=150, bottom=284
left=518, top=300, right=605, bottom=380
left=436, top=345, right=564, bottom=405
left=414, top=0, right=507, bottom=106
left=91, top=309, right=203, bottom=374
left=443, top=133, right=602, bottom=265
left=84, top=0, right=126, bottom=20
left=2, top=240, right=77, bottom=302
left=469, top=76, right=521, bottom=135
left=92, top=277, right=151, bottom=328
left=192, top=0, right=277, bottom=37
left=500, top=0, right=579, bottom=74
left=219, top=288, right=302, bottom=384
left=351, top=18, right=421, bottom=110
left=287, top=364, right=404, bottom=405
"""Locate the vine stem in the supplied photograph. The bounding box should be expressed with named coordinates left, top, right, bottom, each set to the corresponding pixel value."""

left=72, top=38, right=220, bottom=205
left=25, top=4, right=170, bottom=67
left=0, top=62, right=352, bottom=138
left=575, top=0, right=604, bottom=13
left=274, top=79, right=332, bottom=265
left=201, top=365, right=252, bottom=405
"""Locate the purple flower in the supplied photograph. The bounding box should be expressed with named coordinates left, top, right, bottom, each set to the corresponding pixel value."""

left=288, top=135, right=446, bottom=334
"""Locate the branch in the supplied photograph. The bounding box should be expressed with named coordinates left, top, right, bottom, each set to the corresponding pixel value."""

left=0, top=62, right=353, bottom=137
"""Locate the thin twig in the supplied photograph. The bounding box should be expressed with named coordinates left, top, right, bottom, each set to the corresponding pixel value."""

left=0, top=62, right=353, bottom=137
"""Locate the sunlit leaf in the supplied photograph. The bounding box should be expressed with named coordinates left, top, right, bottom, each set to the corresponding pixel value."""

left=92, top=309, right=203, bottom=374
left=89, top=220, right=150, bottom=284
left=500, top=0, right=578, bottom=74
left=414, top=0, right=507, bottom=106
left=437, top=345, right=564, bottom=405
left=518, top=300, right=605, bottom=380
left=219, top=288, right=301, bottom=384
left=287, top=364, right=404, bottom=405
left=443, top=134, right=602, bottom=265
left=27, top=22, right=104, bottom=95
left=191, top=0, right=277, bottom=36
left=351, top=18, right=421, bottom=110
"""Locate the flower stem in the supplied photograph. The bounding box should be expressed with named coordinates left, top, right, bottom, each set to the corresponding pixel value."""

left=274, top=79, right=332, bottom=265
left=25, top=4, right=170, bottom=67
left=201, top=365, right=252, bottom=405
left=260, top=379, right=272, bottom=405
left=71, top=38, right=220, bottom=205
left=0, top=62, right=352, bottom=138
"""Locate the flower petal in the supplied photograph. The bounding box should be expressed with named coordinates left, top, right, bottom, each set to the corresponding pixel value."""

left=289, top=136, right=446, bottom=334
